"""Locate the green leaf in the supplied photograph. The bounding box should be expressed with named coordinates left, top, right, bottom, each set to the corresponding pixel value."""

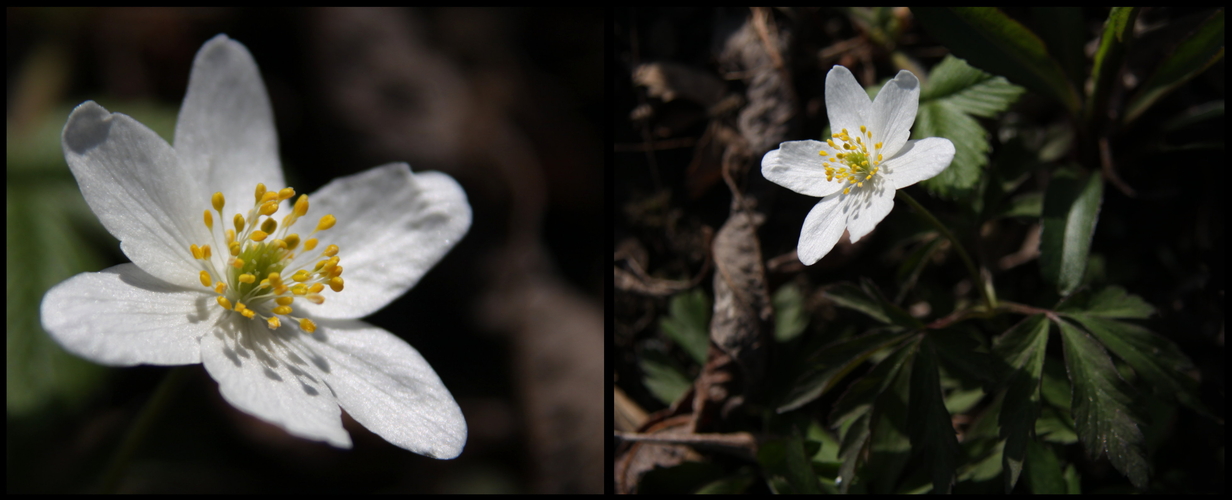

left=1056, top=285, right=1154, bottom=319
left=1085, top=8, right=1140, bottom=127
left=991, top=191, right=1043, bottom=220
left=1124, top=8, right=1225, bottom=124
left=1054, top=318, right=1151, bottom=489
left=911, top=7, right=1081, bottom=115
left=777, top=329, right=913, bottom=412
left=916, top=55, right=1026, bottom=199
left=824, top=280, right=922, bottom=328
left=906, top=338, right=960, bottom=493
left=1066, top=314, right=1209, bottom=418
left=784, top=430, right=823, bottom=494
left=659, top=288, right=711, bottom=365
left=772, top=282, right=809, bottom=342
left=1039, top=167, right=1103, bottom=296
left=991, top=314, right=1050, bottom=492
left=639, top=349, right=692, bottom=405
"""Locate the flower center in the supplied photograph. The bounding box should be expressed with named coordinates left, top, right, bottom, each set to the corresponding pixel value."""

left=820, top=125, right=884, bottom=195
left=189, top=183, right=345, bottom=333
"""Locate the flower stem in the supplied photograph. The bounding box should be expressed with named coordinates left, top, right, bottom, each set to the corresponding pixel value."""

left=896, top=190, right=996, bottom=310
left=98, top=366, right=191, bottom=493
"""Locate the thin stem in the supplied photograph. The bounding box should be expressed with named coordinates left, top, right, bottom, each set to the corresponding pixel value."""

left=98, top=366, right=191, bottom=493
left=897, top=190, right=996, bottom=310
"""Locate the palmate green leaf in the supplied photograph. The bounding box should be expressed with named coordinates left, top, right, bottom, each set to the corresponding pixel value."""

left=1056, top=285, right=1154, bottom=319
left=1065, top=313, right=1209, bottom=418
left=911, top=8, right=1081, bottom=115
left=915, top=56, right=1026, bottom=199
left=906, top=338, right=960, bottom=493
left=1054, top=318, right=1151, bottom=489
left=1039, top=166, right=1103, bottom=296
left=991, top=314, right=1050, bottom=492
left=659, top=288, right=711, bottom=365
left=777, top=328, right=913, bottom=413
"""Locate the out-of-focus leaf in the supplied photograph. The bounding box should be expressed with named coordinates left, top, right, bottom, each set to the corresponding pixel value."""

left=1124, top=9, right=1225, bottom=124
left=1024, top=438, right=1067, bottom=493
left=1054, top=318, right=1151, bottom=489
left=991, top=191, right=1043, bottom=220
left=911, top=8, right=1081, bottom=115
left=638, top=461, right=727, bottom=494
left=1039, top=167, right=1103, bottom=296
left=894, top=235, right=942, bottom=303
left=784, top=431, right=823, bottom=494
left=659, top=288, right=711, bottom=365
left=772, top=282, right=808, bottom=342
left=1085, top=8, right=1140, bottom=127
left=694, top=468, right=757, bottom=493
left=639, top=349, right=692, bottom=405
left=916, top=55, right=1026, bottom=199
left=824, top=280, right=922, bottom=329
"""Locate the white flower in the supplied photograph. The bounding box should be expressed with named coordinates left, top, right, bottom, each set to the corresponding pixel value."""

left=41, top=35, right=471, bottom=459
left=761, top=65, right=954, bottom=265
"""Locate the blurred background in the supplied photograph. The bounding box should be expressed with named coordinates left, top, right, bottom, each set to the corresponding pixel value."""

left=7, top=7, right=602, bottom=493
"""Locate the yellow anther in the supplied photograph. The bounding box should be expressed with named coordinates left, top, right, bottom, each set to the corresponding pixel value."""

left=204, top=210, right=213, bottom=230
left=234, top=214, right=245, bottom=232
left=250, top=230, right=269, bottom=242
left=324, top=244, right=339, bottom=257
left=275, top=296, right=294, bottom=306
left=273, top=305, right=293, bottom=315
left=316, top=215, right=336, bottom=231
left=190, top=244, right=203, bottom=260
left=261, top=218, right=277, bottom=234
left=268, top=272, right=283, bottom=286
left=278, top=187, right=295, bottom=200
left=329, top=277, right=345, bottom=292
left=202, top=245, right=212, bottom=260
left=819, top=150, right=828, bottom=156
left=226, top=229, right=235, bottom=244
left=214, top=282, right=226, bottom=294
left=330, top=265, right=344, bottom=279
left=306, top=294, right=325, bottom=304
left=303, top=239, right=318, bottom=251
left=239, top=273, right=256, bottom=284
left=844, top=187, right=852, bottom=194
left=267, top=317, right=281, bottom=329
left=217, top=296, right=233, bottom=310
left=293, top=195, right=309, bottom=217
left=254, top=183, right=267, bottom=204
left=299, top=318, right=317, bottom=333
left=229, top=241, right=242, bottom=256
left=259, top=191, right=279, bottom=205
left=291, top=284, right=308, bottom=296
left=231, top=257, right=245, bottom=269
left=259, top=202, right=278, bottom=217
left=199, top=271, right=212, bottom=287
left=241, top=308, right=256, bottom=319
left=212, top=192, right=225, bottom=212
left=292, top=270, right=311, bottom=282
left=309, top=283, right=325, bottom=294
left=284, top=234, right=300, bottom=251
left=234, top=302, right=247, bottom=313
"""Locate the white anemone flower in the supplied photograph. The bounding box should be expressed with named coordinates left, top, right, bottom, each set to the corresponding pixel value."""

left=41, top=34, right=471, bottom=459
left=761, top=65, right=955, bottom=265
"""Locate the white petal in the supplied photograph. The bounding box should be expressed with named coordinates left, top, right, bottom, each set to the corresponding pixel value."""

left=40, top=264, right=210, bottom=366
left=882, top=138, right=955, bottom=189
left=797, top=194, right=851, bottom=265
left=761, top=140, right=846, bottom=197
left=871, top=70, right=920, bottom=159
left=294, top=164, right=471, bottom=319
left=310, top=321, right=466, bottom=459
left=199, top=319, right=351, bottom=448
left=825, top=66, right=872, bottom=135
left=61, top=102, right=208, bottom=287
left=174, top=34, right=284, bottom=206
left=843, top=178, right=895, bottom=243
